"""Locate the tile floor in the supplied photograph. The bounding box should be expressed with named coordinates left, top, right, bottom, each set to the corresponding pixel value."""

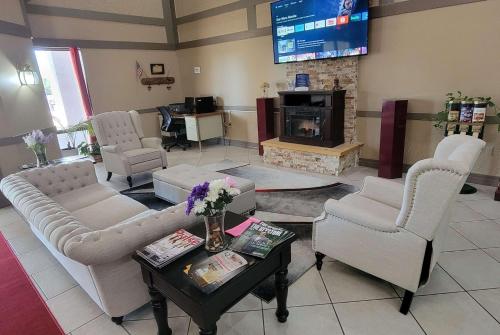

left=1, top=143, right=499, bottom=335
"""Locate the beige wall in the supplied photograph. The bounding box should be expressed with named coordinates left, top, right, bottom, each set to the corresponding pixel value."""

left=174, top=0, right=238, bottom=18
left=29, top=15, right=167, bottom=43
left=30, top=0, right=164, bottom=18
left=0, top=0, right=25, bottom=25
left=0, top=2, right=60, bottom=176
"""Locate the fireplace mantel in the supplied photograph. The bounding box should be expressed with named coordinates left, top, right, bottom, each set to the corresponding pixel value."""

left=278, top=90, right=345, bottom=148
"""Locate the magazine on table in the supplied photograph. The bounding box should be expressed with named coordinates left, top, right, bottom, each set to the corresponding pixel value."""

left=137, top=229, right=204, bottom=268
left=229, top=221, right=294, bottom=258
left=184, top=250, right=248, bottom=293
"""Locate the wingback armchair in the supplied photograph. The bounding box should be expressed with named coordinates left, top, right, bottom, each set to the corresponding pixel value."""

left=313, top=135, right=485, bottom=314
left=92, top=110, right=167, bottom=187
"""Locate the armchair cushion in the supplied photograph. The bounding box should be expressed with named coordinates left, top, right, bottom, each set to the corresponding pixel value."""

left=325, top=195, right=399, bottom=233
left=358, top=176, right=404, bottom=209
left=141, top=137, right=163, bottom=149
left=101, top=145, right=122, bottom=154
left=123, top=148, right=162, bottom=165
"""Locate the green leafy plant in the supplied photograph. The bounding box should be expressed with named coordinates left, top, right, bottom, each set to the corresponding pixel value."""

left=434, top=91, right=462, bottom=129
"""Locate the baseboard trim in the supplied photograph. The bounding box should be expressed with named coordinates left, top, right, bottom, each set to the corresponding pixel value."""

left=359, top=158, right=498, bottom=187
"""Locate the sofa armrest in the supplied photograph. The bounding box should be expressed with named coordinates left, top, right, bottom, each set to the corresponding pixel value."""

left=141, top=137, right=163, bottom=149
left=324, top=199, right=399, bottom=233
left=101, top=145, right=123, bottom=154
left=358, top=176, right=404, bottom=209
left=62, top=202, right=202, bottom=265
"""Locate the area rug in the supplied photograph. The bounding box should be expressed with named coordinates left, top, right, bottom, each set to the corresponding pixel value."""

left=123, top=181, right=355, bottom=219
left=0, top=232, right=65, bottom=335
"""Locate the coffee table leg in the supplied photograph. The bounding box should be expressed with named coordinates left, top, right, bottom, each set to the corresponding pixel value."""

left=148, top=286, right=172, bottom=335
left=275, top=267, right=289, bottom=323
left=199, top=325, right=217, bottom=335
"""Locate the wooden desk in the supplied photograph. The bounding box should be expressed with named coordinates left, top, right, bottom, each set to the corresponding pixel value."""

left=161, top=111, right=224, bottom=152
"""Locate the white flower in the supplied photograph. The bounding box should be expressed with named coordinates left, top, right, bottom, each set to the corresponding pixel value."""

left=193, top=199, right=207, bottom=214
left=209, top=179, right=225, bottom=194
left=228, top=188, right=241, bottom=196
left=205, top=188, right=219, bottom=202
left=23, top=134, right=36, bottom=147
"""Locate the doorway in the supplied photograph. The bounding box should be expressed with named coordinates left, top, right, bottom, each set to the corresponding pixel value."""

left=35, top=48, right=91, bottom=156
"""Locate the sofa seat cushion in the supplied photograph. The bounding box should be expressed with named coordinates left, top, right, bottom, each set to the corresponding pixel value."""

left=124, top=148, right=161, bottom=165
left=153, top=164, right=255, bottom=193
left=51, top=183, right=118, bottom=212
left=71, top=194, right=149, bottom=231
left=337, top=193, right=400, bottom=232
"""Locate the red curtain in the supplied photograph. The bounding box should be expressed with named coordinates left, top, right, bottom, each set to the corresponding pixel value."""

left=69, top=47, right=93, bottom=119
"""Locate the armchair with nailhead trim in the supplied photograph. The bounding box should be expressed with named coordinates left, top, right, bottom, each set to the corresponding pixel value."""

left=91, top=110, right=167, bottom=188
left=313, top=135, right=485, bottom=314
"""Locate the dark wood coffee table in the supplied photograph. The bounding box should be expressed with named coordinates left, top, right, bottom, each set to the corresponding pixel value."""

left=133, top=211, right=296, bottom=335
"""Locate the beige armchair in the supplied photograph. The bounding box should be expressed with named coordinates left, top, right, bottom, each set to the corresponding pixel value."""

left=313, top=135, right=486, bottom=314
left=91, top=110, right=167, bottom=187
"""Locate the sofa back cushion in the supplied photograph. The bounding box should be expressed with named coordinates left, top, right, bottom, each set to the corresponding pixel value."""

left=18, top=161, right=98, bottom=197
left=0, top=174, right=91, bottom=255
left=91, top=111, right=142, bottom=151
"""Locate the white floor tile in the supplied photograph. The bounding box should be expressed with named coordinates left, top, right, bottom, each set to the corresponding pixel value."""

left=228, top=293, right=262, bottom=312
left=469, top=288, right=500, bottom=323
left=125, top=299, right=187, bottom=321
left=443, top=227, right=477, bottom=251
left=32, top=264, right=77, bottom=299
left=395, top=265, right=463, bottom=297
left=189, top=310, right=264, bottom=335
left=72, top=314, right=128, bottom=335
left=483, top=248, right=500, bottom=262
left=463, top=200, right=500, bottom=219
left=263, top=267, right=330, bottom=309
left=451, top=203, right=488, bottom=222
left=7, top=233, right=44, bottom=255
left=452, top=220, right=500, bottom=248
left=411, top=292, right=500, bottom=335
left=263, top=304, right=343, bottom=335
left=18, top=246, right=58, bottom=275
left=439, top=250, right=500, bottom=290
left=47, top=286, right=103, bottom=333
left=1, top=220, right=31, bottom=239
left=0, top=207, right=22, bottom=227
left=335, top=298, right=425, bottom=335
left=125, top=316, right=190, bottom=335
left=320, top=261, right=398, bottom=303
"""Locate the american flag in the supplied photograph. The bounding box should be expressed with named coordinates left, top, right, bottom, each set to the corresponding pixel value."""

left=136, top=61, right=144, bottom=80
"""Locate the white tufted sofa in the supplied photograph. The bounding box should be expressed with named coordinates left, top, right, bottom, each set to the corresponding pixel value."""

left=91, top=110, right=167, bottom=187
left=313, top=135, right=486, bottom=314
left=0, top=160, right=200, bottom=322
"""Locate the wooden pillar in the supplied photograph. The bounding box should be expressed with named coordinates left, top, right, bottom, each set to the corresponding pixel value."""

left=257, top=98, right=275, bottom=155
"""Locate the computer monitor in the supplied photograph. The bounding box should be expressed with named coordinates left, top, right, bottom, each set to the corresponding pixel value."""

left=195, top=96, right=216, bottom=113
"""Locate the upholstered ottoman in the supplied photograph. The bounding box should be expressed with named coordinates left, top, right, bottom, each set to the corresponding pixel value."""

left=153, top=164, right=256, bottom=214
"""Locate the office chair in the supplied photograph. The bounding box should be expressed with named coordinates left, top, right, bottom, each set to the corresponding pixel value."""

left=157, top=106, right=189, bottom=152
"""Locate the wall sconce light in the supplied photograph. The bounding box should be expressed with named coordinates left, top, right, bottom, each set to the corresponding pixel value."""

left=17, top=64, right=40, bottom=86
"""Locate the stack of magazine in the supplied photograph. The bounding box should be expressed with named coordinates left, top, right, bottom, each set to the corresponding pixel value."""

left=137, top=229, right=204, bottom=268
left=184, top=250, right=248, bottom=293
left=229, top=221, right=293, bottom=258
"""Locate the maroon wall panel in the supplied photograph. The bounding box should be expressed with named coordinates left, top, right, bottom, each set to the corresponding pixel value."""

left=257, top=98, right=275, bottom=155
left=378, top=100, right=408, bottom=179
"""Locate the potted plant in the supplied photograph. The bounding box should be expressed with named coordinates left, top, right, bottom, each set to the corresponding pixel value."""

left=23, top=130, right=54, bottom=167
left=185, top=178, right=241, bottom=252
left=434, top=91, right=463, bottom=129
left=74, top=120, right=103, bottom=162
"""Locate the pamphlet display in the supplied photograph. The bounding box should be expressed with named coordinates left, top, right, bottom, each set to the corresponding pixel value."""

left=445, top=100, right=485, bottom=139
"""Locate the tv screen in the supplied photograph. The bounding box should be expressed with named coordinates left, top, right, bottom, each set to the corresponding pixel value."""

left=271, top=0, right=368, bottom=64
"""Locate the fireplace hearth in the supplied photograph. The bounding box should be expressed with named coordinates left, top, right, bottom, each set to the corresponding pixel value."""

left=279, top=90, right=346, bottom=147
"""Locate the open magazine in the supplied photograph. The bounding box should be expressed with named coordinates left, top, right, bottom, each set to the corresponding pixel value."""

left=184, top=250, right=248, bottom=293
left=137, top=229, right=204, bottom=268
left=229, top=222, right=293, bottom=258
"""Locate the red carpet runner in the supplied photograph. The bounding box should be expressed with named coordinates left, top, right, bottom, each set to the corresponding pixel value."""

left=0, top=232, right=65, bottom=335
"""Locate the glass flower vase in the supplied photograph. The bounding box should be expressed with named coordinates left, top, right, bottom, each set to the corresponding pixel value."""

left=33, top=146, right=48, bottom=167
left=204, top=211, right=227, bottom=253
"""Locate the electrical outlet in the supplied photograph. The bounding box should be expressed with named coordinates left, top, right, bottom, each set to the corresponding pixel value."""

left=193, top=66, right=201, bottom=74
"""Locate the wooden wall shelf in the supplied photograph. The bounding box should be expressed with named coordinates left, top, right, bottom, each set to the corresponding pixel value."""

left=141, top=77, right=175, bottom=90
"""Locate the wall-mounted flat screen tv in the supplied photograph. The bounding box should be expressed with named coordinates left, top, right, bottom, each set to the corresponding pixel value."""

left=271, top=0, right=369, bottom=64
